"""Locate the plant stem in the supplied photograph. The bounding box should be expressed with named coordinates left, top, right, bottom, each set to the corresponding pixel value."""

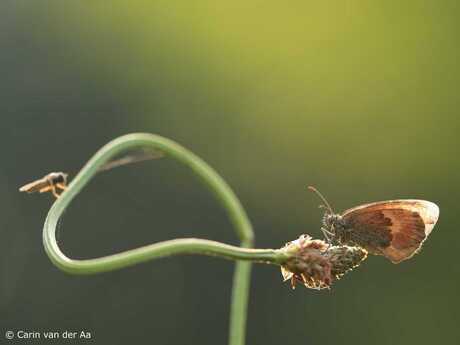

left=43, top=133, right=286, bottom=345
left=44, top=237, right=287, bottom=274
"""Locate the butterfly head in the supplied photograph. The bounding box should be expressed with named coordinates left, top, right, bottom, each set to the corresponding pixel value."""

left=308, top=186, right=346, bottom=240
left=322, top=212, right=342, bottom=229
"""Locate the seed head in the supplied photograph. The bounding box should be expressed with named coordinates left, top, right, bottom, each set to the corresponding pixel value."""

left=280, top=234, right=367, bottom=290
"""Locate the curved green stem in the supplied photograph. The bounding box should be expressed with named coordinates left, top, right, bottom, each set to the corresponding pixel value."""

left=43, top=133, right=287, bottom=345
left=44, top=237, right=285, bottom=274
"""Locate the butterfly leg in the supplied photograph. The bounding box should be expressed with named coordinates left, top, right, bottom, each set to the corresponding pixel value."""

left=321, top=227, right=334, bottom=243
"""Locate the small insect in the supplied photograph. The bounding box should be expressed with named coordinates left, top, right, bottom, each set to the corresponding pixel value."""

left=308, top=186, right=439, bottom=263
left=19, top=150, right=162, bottom=199
left=19, top=172, right=68, bottom=198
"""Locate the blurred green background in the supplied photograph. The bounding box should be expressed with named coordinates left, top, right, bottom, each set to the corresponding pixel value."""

left=1, top=1, right=458, bottom=344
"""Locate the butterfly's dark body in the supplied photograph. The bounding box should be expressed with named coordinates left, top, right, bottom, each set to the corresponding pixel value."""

left=323, top=213, right=393, bottom=255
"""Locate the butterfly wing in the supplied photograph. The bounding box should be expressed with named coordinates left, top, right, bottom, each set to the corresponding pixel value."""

left=341, top=200, right=439, bottom=263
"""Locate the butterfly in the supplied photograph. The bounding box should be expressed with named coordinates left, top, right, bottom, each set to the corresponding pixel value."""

left=308, top=186, right=439, bottom=263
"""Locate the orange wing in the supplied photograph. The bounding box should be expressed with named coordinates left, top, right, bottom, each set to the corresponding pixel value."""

left=342, top=200, right=439, bottom=263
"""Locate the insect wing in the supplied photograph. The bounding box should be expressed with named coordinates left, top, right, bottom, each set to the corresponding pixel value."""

left=19, top=178, right=49, bottom=193
left=98, top=150, right=163, bottom=172
left=342, top=200, right=439, bottom=263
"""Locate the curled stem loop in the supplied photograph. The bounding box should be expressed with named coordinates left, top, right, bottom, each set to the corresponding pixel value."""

left=43, top=133, right=285, bottom=345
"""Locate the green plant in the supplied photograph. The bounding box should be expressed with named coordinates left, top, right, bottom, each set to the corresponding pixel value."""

left=43, top=133, right=364, bottom=345
left=43, top=133, right=288, bottom=345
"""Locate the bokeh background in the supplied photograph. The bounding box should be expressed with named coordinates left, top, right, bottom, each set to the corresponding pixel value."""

left=1, top=1, right=459, bottom=344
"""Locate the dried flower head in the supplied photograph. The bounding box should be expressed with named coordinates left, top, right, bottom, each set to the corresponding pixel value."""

left=325, top=245, right=368, bottom=280
left=280, top=234, right=367, bottom=290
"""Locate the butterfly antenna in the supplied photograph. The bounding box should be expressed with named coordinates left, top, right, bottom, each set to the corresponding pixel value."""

left=307, top=186, right=334, bottom=214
